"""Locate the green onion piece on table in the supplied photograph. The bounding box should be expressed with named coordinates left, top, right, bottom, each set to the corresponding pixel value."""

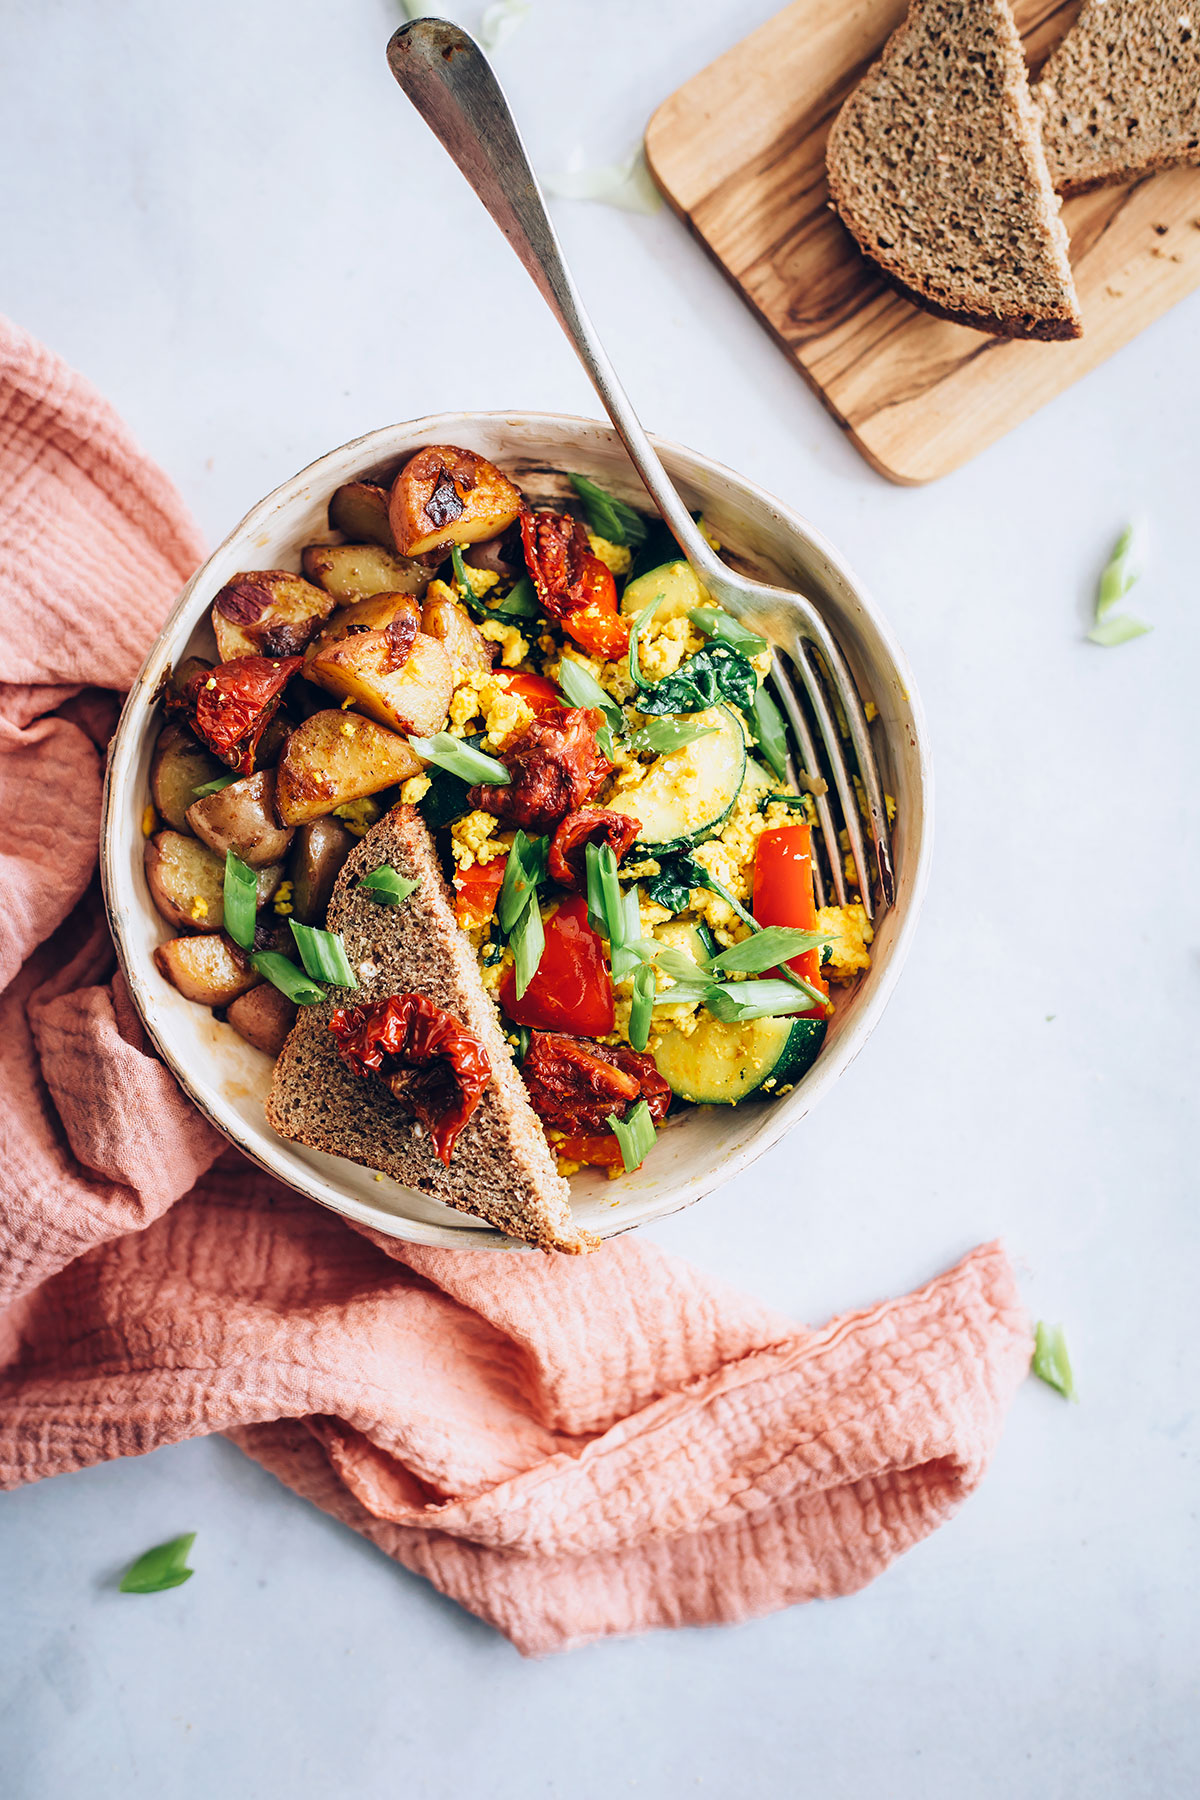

left=357, top=865, right=417, bottom=907
left=1088, top=523, right=1151, bottom=646
left=1032, top=1321, right=1077, bottom=1401
left=409, top=732, right=511, bottom=786
left=628, top=962, right=656, bottom=1052
left=119, top=1532, right=196, bottom=1595
left=749, top=685, right=789, bottom=781
left=567, top=472, right=648, bottom=549
left=628, top=718, right=717, bottom=756
left=688, top=604, right=769, bottom=657
left=606, top=1098, right=657, bottom=1172
left=289, top=921, right=358, bottom=988
left=192, top=774, right=238, bottom=798
left=222, top=850, right=258, bottom=951
left=249, top=951, right=326, bottom=1006
left=707, top=926, right=831, bottom=976
left=510, top=891, right=545, bottom=1000
left=555, top=656, right=623, bottom=730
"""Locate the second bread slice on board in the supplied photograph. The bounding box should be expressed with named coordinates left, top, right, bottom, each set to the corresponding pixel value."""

left=266, top=804, right=595, bottom=1254
left=826, top=0, right=1082, bottom=340
left=1035, top=0, right=1200, bottom=195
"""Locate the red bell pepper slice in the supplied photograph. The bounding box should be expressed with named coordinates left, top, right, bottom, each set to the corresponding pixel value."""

left=499, top=893, right=614, bottom=1036
left=488, top=669, right=563, bottom=716
left=752, top=822, right=829, bottom=1002
left=565, top=555, right=629, bottom=662
left=452, top=856, right=506, bottom=931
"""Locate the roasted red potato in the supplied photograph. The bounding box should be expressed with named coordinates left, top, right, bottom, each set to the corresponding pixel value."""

left=146, top=830, right=285, bottom=931
left=388, top=445, right=523, bottom=560
left=153, top=934, right=260, bottom=1007
left=275, top=709, right=423, bottom=827
left=327, top=480, right=395, bottom=549
left=288, top=816, right=356, bottom=924
left=305, top=591, right=421, bottom=662
left=211, top=571, right=336, bottom=662
left=301, top=542, right=427, bottom=602
left=150, top=722, right=226, bottom=833
left=226, top=983, right=296, bottom=1056
left=421, top=587, right=495, bottom=675
left=305, top=628, right=453, bottom=737
left=186, top=768, right=294, bottom=868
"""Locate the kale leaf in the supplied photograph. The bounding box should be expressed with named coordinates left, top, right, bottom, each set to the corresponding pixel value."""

left=636, top=643, right=758, bottom=717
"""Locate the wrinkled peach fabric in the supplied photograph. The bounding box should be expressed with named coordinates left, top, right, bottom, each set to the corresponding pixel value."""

left=0, top=318, right=1032, bottom=1654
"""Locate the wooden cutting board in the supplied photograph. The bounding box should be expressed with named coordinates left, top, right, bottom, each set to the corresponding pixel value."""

left=644, top=0, right=1200, bottom=484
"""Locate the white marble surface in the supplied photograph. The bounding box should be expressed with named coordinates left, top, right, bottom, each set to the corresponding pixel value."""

left=2, top=2, right=1198, bottom=1794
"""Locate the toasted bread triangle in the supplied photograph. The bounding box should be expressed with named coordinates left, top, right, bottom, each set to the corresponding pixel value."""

left=826, top=0, right=1082, bottom=340
left=266, top=805, right=595, bottom=1253
left=1035, top=0, right=1200, bottom=195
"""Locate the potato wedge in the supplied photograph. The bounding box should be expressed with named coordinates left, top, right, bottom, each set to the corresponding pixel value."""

left=153, top=934, right=260, bottom=1007
left=421, top=587, right=495, bottom=676
left=150, top=722, right=226, bottom=833
left=289, top=817, right=356, bottom=924
left=301, top=542, right=427, bottom=602
left=305, top=591, right=421, bottom=662
left=168, top=655, right=212, bottom=697
left=145, top=830, right=285, bottom=931
left=389, top=445, right=523, bottom=560
left=275, top=709, right=423, bottom=827
left=211, top=570, right=336, bottom=662
left=186, top=768, right=294, bottom=867
left=226, top=983, right=296, bottom=1056
left=305, top=629, right=452, bottom=737
left=328, top=481, right=395, bottom=549
left=145, top=831, right=226, bottom=931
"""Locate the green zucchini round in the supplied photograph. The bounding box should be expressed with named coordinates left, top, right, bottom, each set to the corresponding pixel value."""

left=607, top=705, right=746, bottom=857
left=652, top=1010, right=826, bottom=1105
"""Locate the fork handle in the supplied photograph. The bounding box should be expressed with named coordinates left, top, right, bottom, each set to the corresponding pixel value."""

left=386, top=19, right=720, bottom=578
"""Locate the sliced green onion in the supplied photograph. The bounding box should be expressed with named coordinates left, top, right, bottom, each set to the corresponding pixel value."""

left=289, top=921, right=358, bottom=988
left=498, top=831, right=548, bottom=934
left=757, top=792, right=811, bottom=814
left=556, top=655, right=623, bottom=729
left=249, top=951, right=326, bottom=1006
left=357, top=864, right=417, bottom=907
left=628, top=963, right=656, bottom=1052
left=450, top=543, right=474, bottom=603
left=627, top=597, right=662, bottom=690
left=1032, top=1321, right=1077, bottom=1401
left=628, top=718, right=718, bottom=756
left=409, top=731, right=511, bottom=786
left=653, top=944, right=710, bottom=984
left=596, top=724, right=617, bottom=762
left=499, top=575, right=539, bottom=617
left=605, top=1098, right=657, bottom=1172
left=610, top=884, right=651, bottom=982
left=707, top=927, right=831, bottom=977
left=192, top=773, right=238, bottom=798
left=119, top=1533, right=196, bottom=1595
left=223, top=850, right=258, bottom=951
left=749, top=685, right=789, bottom=781
left=700, top=868, right=758, bottom=932
left=567, top=472, right=648, bottom=549
left=510, top=892, right=545, bottom=1000
left=653, top=979, right=718, bottom=1009
left=584, top=841, right=624, bottom=948
left=511, top=1024, right=531, bottom=1062
left=704, top=979, right=822, bottom=1023
left=689, top=604, right=768, bottom=656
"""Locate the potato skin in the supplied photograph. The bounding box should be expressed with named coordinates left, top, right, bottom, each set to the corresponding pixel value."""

left=153, top=935, right=260, bottom=1006
left=288, top=817, right=355, bottom=924
left=305, top=592, right=421, bottom=663
left=150, top=722, right=225, bottom=833
left=275, top=709, right=423, bottom=827
left=388, top=445, right=523, bottom=559
left=145, top=831, right=226, bottom=931
left=211, top=570, right=336, bottom=662
left=305, top=629, right=453, bottom=737
left=327, top=481, right=396, bottom=549
left=226, top=983, right=296, bottom=1056
left=186, top=768, right=294, bottom=867
left=421, top=588, right=495, bottom=675
left=301, top=543, right=427, bottom=602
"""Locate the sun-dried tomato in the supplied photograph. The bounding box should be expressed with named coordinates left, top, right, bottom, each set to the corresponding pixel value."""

left=520, top=1031, right=670, bottom=1134
left=548, top=807, right=641, bottom=890
left=519, top=511, right=630, bottom=660
left=568, top=555, right=630, bottom=661
left=328, top=992, right=492, bottom=1166
left=170, top=655, right=302, bottom=774
left=467, top=706, right=614, bottom=834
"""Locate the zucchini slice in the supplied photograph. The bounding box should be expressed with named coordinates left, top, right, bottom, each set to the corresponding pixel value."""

left=608, top=706, right=746, bottom=856
left=621, top=560, right=707, bottom=622
left=652, top=1010, right=826, bottom=1105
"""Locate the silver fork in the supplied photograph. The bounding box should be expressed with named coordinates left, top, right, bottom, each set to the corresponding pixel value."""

left=386, top=19, right=894, bottom=919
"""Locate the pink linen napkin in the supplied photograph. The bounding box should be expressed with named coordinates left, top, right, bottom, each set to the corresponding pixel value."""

left=0, top=316, right=1032, bottom=1654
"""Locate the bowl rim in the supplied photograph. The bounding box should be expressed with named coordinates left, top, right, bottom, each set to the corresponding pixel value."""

left=101, top=410, right=934, bottom=1250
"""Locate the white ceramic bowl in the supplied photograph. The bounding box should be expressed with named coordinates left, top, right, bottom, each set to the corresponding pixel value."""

left=101, top=413, right=932, bottom=1250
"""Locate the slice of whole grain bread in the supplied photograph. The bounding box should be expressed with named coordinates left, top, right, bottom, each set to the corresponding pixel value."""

left=826, top=0, right=1083, bottom=340
left=266, top=805, right=594, bottom=1253
left=1035, top=0, right=1200, bottom=195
